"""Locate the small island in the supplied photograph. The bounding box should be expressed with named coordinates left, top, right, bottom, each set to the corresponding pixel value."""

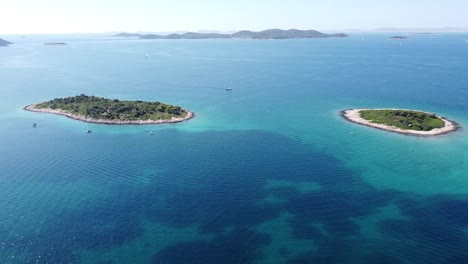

left=342, top=109, right=459, bottom=136
left=44, top=42, right=68, bottom=45
left=112, top=33, right=144, bottom=38
left=24, top=94, right=194, bottom=125
left=389, top=36, right=408, bottom=39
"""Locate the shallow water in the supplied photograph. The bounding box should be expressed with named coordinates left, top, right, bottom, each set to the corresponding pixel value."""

left=1, top=33, right=468, bottom=263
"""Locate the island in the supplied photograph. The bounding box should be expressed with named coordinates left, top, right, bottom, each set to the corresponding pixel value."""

left=230, top=29, right=348, bottom=39
left=24, top=94, right=194, bottom=125
left=141, top=32, right=233, bottom=39
left=114, top=29, right=348, bottom=40
left=389, top=36, right=408, bottom=39
left=44, top=42, right=68, bottom=45
left=342, top=109, right=459, bottom=136
left=0, top=38, right=12, bottom=46
left=111, top=33, right=144, bottom=38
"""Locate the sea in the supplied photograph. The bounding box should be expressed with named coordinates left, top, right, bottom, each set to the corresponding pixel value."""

left=1, top=33, right=468, bottom=264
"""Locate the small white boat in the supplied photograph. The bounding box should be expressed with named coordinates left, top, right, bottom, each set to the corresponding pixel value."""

left=149, top=131, right=154, bottom=135
left=86, top=130, right=92, bottom=134
left=145, top=53, right=149, bottom=58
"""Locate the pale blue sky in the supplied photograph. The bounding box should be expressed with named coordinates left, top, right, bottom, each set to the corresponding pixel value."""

left=1, top=0, right=468, bottom=34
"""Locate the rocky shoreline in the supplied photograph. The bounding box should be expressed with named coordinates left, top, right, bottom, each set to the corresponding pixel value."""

left=24, top=104, right=194, bottom=125
left=341, top=109, right=460, bottom=136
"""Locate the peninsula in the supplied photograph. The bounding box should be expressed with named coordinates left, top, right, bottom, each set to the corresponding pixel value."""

left=114, top=29, right=348, bottom=40
left=342, top=109, right=459, bottom=136
left=25, top=94, right=193, bottom=125
left=0, top=38, right=12, bottom=46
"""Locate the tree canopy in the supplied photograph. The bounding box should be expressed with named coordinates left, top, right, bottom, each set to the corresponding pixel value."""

left=360, top=110, right=445, bottom=131
left=36, top=94, right=187, bottom=121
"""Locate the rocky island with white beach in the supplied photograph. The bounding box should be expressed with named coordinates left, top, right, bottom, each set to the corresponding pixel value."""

left=342, top=109, right=459, bottom=136
left=25, top=94, right=194, bottom=125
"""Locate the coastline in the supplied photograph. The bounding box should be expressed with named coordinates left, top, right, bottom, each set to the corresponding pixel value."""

left=341, top=108, right=460, bottom=136
left=24, top=104, right=194, bottom=125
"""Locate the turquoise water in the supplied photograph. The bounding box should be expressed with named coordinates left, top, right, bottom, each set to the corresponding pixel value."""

left=1, top=33, right=468, bottom=263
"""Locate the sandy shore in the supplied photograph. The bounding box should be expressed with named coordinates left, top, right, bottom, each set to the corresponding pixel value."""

left=24, top=104, right=194, bottom=125
left=341, top=108, right=460, bottom=136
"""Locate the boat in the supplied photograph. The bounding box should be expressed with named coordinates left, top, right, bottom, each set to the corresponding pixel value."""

left=145, top=53, right=149, bottom=58
left=32, top=123, right=37, bottom=127
left=86, top=130, right=92, bottom=134
left=225, top=88, right=232, bottom=91
left=149, top=131, right=154, bottom=135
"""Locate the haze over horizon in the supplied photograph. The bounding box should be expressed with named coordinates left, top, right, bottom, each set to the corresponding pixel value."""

left=2, top=0, right=468, bottom=35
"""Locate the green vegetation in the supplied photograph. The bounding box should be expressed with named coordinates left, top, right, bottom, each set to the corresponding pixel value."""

left=35, top=94, right=187, bottom=121
left=360, top=110, right=445, bottom=131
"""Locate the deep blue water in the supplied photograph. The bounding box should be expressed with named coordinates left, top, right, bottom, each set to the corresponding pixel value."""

left=1, top=33, right=468, bottom=263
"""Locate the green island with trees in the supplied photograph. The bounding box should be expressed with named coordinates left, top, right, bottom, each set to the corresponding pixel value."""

left=25, top=94, right=193, bottom=125
left=359, top=109, right=444, bottom=131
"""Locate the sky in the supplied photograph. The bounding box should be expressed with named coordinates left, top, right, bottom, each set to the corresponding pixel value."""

left=1, top=0, right=468, bottom=34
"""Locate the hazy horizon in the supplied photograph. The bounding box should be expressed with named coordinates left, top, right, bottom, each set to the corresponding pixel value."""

left=2, top=0, right=468, bottom=35
left=3, top=27, right=468, bottom=37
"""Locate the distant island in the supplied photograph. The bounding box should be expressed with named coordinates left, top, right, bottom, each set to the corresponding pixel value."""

left=112, top=33, right=145, bottom=38
left=24, top=94, right=194, bottom=125
left=389, top=36, right=408, bottom=39
left=113, top=29, right=348, bottom=40
left=342, top=109, right=459, bottom=136
left=230, top=29, right=348, bottom=39
left=0, top=38, right=12, bottom=46
left=44, top=42, right=68, bottom=45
